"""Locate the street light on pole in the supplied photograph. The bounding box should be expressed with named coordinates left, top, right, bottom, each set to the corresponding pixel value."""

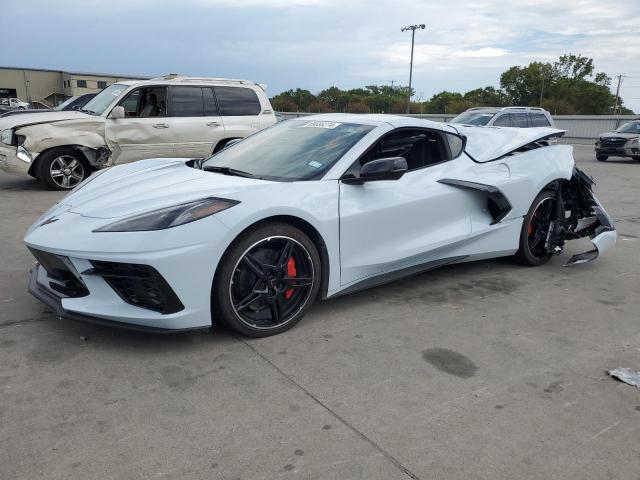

left=401, top=24, right=425, bottom=113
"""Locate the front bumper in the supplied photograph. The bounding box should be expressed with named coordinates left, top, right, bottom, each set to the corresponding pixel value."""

left=0, top=144, right=34, bottom=175
left=24, top=209, right=235, bottom=331
left=28, top=264, right=204, bottom=333
left=595, top=143, right=640, bottom=158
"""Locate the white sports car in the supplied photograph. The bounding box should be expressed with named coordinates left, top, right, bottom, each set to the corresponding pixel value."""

left=25, top=114, right=616, bottom=337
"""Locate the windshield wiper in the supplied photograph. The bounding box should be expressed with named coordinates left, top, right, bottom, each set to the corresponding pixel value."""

left=202, top=165, right=261, bottom=179
left=80, top=108, right=96, bottom=115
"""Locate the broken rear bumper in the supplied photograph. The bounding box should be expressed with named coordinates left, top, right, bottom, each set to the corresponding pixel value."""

left=565, top=202, right=616, bottom=266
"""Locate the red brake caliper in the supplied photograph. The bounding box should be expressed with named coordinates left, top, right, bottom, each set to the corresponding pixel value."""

left=285, top=256, right=297, bottom=299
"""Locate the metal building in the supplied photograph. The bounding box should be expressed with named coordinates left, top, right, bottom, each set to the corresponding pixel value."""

left=0, top=66, right=148, bottom=108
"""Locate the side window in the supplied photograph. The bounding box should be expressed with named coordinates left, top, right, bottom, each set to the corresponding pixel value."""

left=169, top=86, right=204, bottom=117
left=531, top=113, right=551, bottom=127
left=493, top=114, right=511, bottom=127
left=203, top=88, right=219, bottom=116
left=118, top=87, right=167, bottom=118
left=511, top=113, right=529, bottom=128
left=359, top=129, right=451, bottom=172
left=215, top=86, right=261, bottom=116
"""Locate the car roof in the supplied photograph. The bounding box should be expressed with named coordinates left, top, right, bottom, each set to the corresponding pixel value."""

left=462, top=106, right=550, bottom=114
left=113, top=76, right=265, bottom=89
left=300, top=113, right=458, bottom=132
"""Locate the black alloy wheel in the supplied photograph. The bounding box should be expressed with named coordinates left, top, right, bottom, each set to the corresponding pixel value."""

left=214, top=223, right=321, bottom=337
left=515, top=190, right=556, bottom=266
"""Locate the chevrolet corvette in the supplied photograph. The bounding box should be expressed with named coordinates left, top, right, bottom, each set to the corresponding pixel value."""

left=25, top=114, right=616, bottom=337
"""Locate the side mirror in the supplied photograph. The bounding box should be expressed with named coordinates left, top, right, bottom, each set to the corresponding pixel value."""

left=342, top=157, right=408, bottom=185
left=109, top=106, right=125, bottom=119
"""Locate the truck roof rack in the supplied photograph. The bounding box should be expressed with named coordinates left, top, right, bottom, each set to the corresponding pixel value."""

left=149, top=74, right=257, bottom=85
left=467, top=106, right=546, bottom=112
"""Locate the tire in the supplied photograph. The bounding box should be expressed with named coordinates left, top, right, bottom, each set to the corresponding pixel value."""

left=36, top=148, right=89, bottom=190
left=633, top=155, right=640, bottom=162
left=213, top=222, right=321, bottom=337
left=514, top=190, right=556, bottom=266
left=596, top=154, right=608, bottom=161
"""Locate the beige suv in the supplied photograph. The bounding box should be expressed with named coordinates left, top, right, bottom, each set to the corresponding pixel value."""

left=0, top=75, right=276, bottom=189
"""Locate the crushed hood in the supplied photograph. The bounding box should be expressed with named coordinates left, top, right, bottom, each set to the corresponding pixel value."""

left=453, top=125, right=565, bottom=163
left=0, top=110, right=95, bottom=130
left=61, top=158, right=271, bottom=219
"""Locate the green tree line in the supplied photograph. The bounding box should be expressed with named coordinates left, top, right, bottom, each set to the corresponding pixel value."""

left=270, top=54, right=634, bottom=115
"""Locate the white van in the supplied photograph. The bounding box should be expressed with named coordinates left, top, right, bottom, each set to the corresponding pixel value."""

left=0, top=75, right=276, bottom=189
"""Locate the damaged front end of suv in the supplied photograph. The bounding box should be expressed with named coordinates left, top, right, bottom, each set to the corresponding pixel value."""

left=545, top=167, right=616, bottom=265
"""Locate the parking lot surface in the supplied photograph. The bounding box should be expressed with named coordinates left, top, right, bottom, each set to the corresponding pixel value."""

left=1, top=146, right=639, bottom=480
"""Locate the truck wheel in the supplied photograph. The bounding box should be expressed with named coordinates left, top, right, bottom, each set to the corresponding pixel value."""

left=36, top=148, right=89, bottom=190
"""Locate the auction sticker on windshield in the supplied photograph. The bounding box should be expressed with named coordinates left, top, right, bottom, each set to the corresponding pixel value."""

left=303, top=121, right=342, bottom=129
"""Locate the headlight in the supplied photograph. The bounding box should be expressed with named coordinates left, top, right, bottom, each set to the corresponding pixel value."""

left=1, top=129, right=14, bottom=145
left=94, top=197, right=239, bottom=232
left=628, top=138, right=639, bottom=145
left=16, top=146, right=32, bottom=163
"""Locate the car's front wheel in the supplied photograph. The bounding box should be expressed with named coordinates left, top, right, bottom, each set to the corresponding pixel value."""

left=213, top=222, right=321, bottom=337
left=514, top=190, right=556, bottom=266
left=36, top=148, right=89, bottom=190
left=596, top=154, right=608, bottom=161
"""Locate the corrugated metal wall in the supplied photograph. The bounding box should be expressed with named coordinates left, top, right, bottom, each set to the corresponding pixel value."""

left=277, top=112, right=638, bottom=145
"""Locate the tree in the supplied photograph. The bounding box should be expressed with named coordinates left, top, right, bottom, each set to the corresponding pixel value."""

left=270, top=96, right=297, bottom=112
left=554, top=54, right=594, bottom=82
left=267, top=55, right=634, bottom=115
left=463, top=87, right=510, bottom=107
left=423, top=91, right=464, bottom=113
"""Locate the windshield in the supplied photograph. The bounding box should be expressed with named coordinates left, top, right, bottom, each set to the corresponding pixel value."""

left=450, top=112, right=496, bottom=126
left=615, top=121, right=640, bottom=134
left=53, top=96, right=77, bottom=111
left=203, top=120, right=375, bottom=181
left=81, top=84, right=128, bottom=115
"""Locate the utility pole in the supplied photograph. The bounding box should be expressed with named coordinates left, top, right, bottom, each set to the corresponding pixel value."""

left=401, top=24, right=425, bottom=114
left=539, top=74, right=545, bottom=107
left=388, top=80, right=396, bottom=89
left=613, top=74, right=624, bottom=116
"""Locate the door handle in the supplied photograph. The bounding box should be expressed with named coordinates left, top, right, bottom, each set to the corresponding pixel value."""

left=153, top=123, right=169, bottom=129
left=207, top=122, right=221, bottom=127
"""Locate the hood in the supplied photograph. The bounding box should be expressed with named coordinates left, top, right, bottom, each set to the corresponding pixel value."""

left=454, top=125, right=565, bottom=162
left=599, top=132, right=638, bottom=140
left=0, top=110, right=94, bottom=130
left=61, top=158, right=271, bottom=219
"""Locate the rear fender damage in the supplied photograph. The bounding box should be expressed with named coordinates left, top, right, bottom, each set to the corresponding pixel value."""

left=545, top=167, right=616, bottom=265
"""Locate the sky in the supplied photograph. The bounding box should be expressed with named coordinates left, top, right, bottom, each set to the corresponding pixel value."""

left=3, top=0, right=640, bottom=112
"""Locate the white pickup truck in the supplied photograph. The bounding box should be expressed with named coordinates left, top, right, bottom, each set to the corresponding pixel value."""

left=0, top=98, right=30, bottom=110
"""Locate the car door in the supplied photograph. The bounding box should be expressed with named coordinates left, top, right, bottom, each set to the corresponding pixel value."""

left=167, top=86, right=225, bottom=158
left=104, top=85, right=175, bottom=164
left=338, top=128, right=473, bottom=287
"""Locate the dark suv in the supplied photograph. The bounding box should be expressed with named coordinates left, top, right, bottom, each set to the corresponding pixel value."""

left=595, top=119, right=640, bottom=162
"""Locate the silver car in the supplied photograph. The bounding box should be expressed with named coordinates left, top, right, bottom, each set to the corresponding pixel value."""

left=450, top=106, right=555, bottom=128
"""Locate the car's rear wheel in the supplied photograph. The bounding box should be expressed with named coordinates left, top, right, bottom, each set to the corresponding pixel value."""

left=514, top=190, right=556, bottom=266
left=36, top=148, right=88, bottom=190
left=596, top=154, right=608, bottom=161
left=214, top=222, right=321, bottom=337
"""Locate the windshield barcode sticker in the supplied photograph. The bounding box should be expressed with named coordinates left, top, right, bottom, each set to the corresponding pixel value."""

left=303, top=121, right=342, bottom=129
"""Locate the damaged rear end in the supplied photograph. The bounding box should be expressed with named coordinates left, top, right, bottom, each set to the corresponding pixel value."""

left=547, top=167, right=616, bottom=265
